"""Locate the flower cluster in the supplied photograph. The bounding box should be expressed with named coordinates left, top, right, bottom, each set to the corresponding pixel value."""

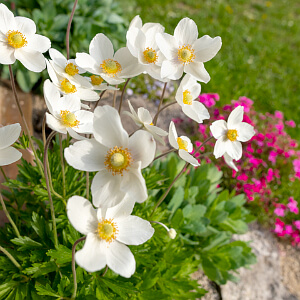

left=177, top=93, right=300, bottom=247
left=0, top=2, right=257, bottom=284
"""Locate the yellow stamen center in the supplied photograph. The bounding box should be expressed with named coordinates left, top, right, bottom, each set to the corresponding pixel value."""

left=183, top=90, right=193, bottom=105
left=97, top=219, right=118, bottom=243
left=60, top=78, right=77, bottom=94
left=100, top=59, right=122, bottom=77
left=60, top=110, right=80, bottom=128
left=143, top=47, right=158, bottom=64
left=149, top=122, right=154, bottom=126
left=65, top=63, right=79, bottom=76
left=177, top=137, right=188, bottom=151
left=178, top=45, right=195, bottom=64
left=90, top=75, right=104, bottom=86
left=227, top=129, right=238, bottom=141
left=6, top=30, right=27, bottom=48
left=104, top=146, right=133, bottom=176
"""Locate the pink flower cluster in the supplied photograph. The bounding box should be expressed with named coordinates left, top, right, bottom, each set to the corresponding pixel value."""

left=177, top=94, right=300, bottom=247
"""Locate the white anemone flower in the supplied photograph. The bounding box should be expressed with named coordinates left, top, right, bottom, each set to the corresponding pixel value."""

left=67, top=196, right=154, bottom=277
left=85, top=75, right=118, bottom=92
left=0, top=123, right=22, bottom=166
left=168, top=121, right=199, bottom=167
left=124, top=101, right=168, bottom=145
left=156, top=17, right=222, bottom=82
left=126, top=16, right=168, bottom=82
left=175, top=74, right=209, bottom=123
left=75, top=33, right=144, bottom=85
left=64, top=105, right=156, bottom=208
left=210, top=106, right=255, bottom=161
left=0, top=3, right=50, bottom=72
left=46, top=59, right=99, bottom=101
left=224, top=153, right=238, bottom=172
left=44, top=80, right=93, bottom=139
left=48, top=48, right=92, bottom=88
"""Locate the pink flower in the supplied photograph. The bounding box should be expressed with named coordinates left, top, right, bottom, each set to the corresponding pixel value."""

left=285, top=120, right=296, bottom=128
left=274, top=207, right=285, bottom=217
left=287, top=197, right=299, bottom=214
left=294, top=221, right=300, bottom=230
left=274, top=111, right=284, bottom=120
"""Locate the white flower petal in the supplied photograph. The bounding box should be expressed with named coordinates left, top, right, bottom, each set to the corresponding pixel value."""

left=178, top=149, right=200, bottom=167
left=227, top=106, right=244, bottom=128
left=75, top=111, right=94, bottom=134
left=210, top=120, right=228, bottom=139
left=106, top=241, right=135, bottom=278
left=225, top=140, right=242, bottom=161
left=0, top=4, right=16, bottom=33
left=105, top=197, right=135, bottom=220
left=194, top=35, right=222, bottom=63
left=14, top=48, right=46, bottom=72
left=67, top=128, right=86, bottom=141
left=0, top=42, right=16, bottom=64
left=224, top=152, right=238, bottom=172
left=75, top=52, right=101, bottom=74
left=120, top=165, right=148, bottom=203
left=129, top=15, right=142, bottom=30
left=27, top=34, right=51, bottom=53
left=90, top=33, right=114, bottom=63
left=129, top=130, right=156, bottom=168
left=46, top=113, right=67, bottom=134
left=137, top=107, right=152, bottom=124
left=184, top=61, right=210, bottom=83
left=126, top=27, right=140, bottom=57
left=75, top=233, right=107, bottom=272
left=0, top=146, right=22, bottom=166
left=213, top=136, right=227, bottom=159
left=91, top=169, right=124, bottom=208
left=182, top=102, right=210, bottom=123
left=67, top=196, right=98, bottom=235
left=161, top=59, right=183, bottom=80
left=168, top=122, right=179, bottom=149
left=14, top=16, right=36, bottom=36
left=117, top=216, right=154, bottom=245
left=56, top=94, right=81, bottom=113
left=156, top=32, right=178, bottom=60
left=64, top=139, right=106, bottom=172
left=49, top=48, right=67, bottom=67
left=77, top=87, right=99, bottom=101
left=174, top=17, right=198, bottom=45
left=43, top=79, right=61, bottom=115
left=235, top=122, right=255, bottom=142
left=0, top=123, right=21, bottom=150
left=93, top=105, right=129, bottom=148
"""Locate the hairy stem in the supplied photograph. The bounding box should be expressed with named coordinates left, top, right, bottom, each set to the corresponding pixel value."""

left=66, top=0, right=79, bottom=60
left=113, top=86, right=118, bottom=108
left=153, top=149, right=177, bottom=161
left=86, top=172, right=89, bottom=200
left=8, top=65, right=44, bottom=176
left=93, top=90, right=107, bottom=112
left=0, top=245, right=22, bottom=270
left=118, top=78, right=130, bottom=114
left=71, top=236, right=86, bottom=299
left=44, top=131, right=59, bottom=248
left=153, top=82, right=167, bottom=125
left=0, top=193, right=20, bottom=238
left=153, top=101, right=176, bottom=120
left=59, top=134, right=66, bottom=199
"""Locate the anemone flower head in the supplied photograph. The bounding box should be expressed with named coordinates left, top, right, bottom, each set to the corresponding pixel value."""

left=168, top=121, right=199, bottom=167
left=126, top=15, right=168, bottom=82
left=156, top=17, right=222, bottom=81
left=48, top=48, right=92, bottom=88
left=0, top=123, right=22, bottom=166
left=75, top=33, right=144, bottom=85
left=64, top=105, right=156, bottom=208
left=67, top=195, right=154, bottom=277
left=43, top=80, right=93, bottom=140
left=210, top=106, right=255, bottom=161
left=86, top=75, right=118, bottom=92
left=175, top=74, right=209, bottom=123
left=46, top=59, right=99, bottom=102
left=124, top=101, right=168, bottom=145
left=0, top=3, right=50, bottom=72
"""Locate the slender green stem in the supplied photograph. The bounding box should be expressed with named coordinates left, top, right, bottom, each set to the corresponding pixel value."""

left=66, top=0, right=78, bottom=60
left=0, top=245, right=22, bottom=270
left=42, top=114, right=46, bottom=146
left=8, top=65, right=44, bottom=176
left=113, top=86, right=118, bottom=108
left=153, top=149, right=177, bottom=161
left=93, top=90, right=107, bottom=112
left=0, top=193, right=20, bottom=238
left=71, top=236, right=86, bottom=299
left=86, top=172, right=89, bottom=200
left=101, top=265, right=109, bottom=277
left=59, top=134, right=66, bottom=199
left=153, top=82, right=167, bottom=125
left=1, top=167, right=17, bottom=201
left=150, top=136, right=214, bottom=216
left=118, top=79, right=130, bottom=114
left=153, top=101, right=176, bottom=121
left=44, top=131, right=59, bottom=248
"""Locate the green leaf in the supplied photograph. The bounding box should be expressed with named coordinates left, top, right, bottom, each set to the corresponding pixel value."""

left=35, top=283, right=60, bottom=298
left=46, top=245, right=72, bottom=265
left=182, top=204, right=207, bottom=220
left=102, top=278, right=138, bottom=298
left=140, top=265, right=160, bottom=289
left=0, top=281, right=18, bottom=300
left=23, top=261, right=57, bottom=278
left=11, top=236, right=43, bottom=251
left=167, top=186, right=184, bottom=214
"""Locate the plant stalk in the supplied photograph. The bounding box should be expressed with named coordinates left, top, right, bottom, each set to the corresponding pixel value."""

left=66, top=0, right=79, bottom=60
left=0, top=245, right=22, bottom=270
left=153, top=82, right=167, bottom=125
left=59, top=134, right=66, bottom=199
left=118, top=79, right=130, bottom=114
